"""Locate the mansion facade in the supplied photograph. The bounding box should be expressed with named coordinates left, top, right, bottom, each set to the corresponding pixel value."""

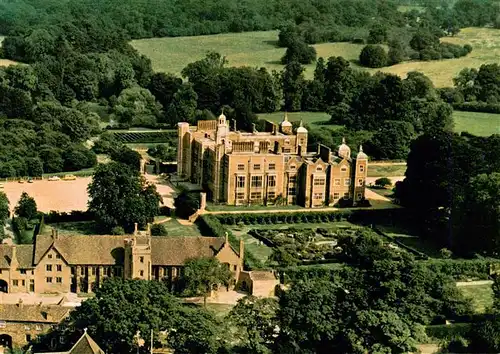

left=0, top=227, right=243, bottom=294
left=177, top=113, right=368, bottom=207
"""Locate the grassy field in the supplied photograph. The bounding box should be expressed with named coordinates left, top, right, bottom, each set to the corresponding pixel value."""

left=258, top=111, right=336, bottom=127
left=258, top=110, right=499, bottom=137
left=453, top=110, right=500, bottom=136
left=367, top=164, right=407, bottom=177
left=132, top=27, right=500, bottom=87
left=131, top=31, right=365, bottom=80
left=458, top=283, right=493, bottom=313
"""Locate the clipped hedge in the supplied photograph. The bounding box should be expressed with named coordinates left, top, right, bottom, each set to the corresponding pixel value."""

left=215, top=208, right=408, bottom=226
left=197, top=214, right=264, bottom=270
left=424, top=259, right=498, bottom=280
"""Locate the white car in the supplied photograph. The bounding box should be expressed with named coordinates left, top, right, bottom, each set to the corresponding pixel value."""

left=48, top=176, right=60, bottom=181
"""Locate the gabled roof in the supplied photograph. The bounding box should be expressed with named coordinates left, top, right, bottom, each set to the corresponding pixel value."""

left=67, top=330, right=105, bottom=354
left=34, top=330, right=105, bottom=354
left=0, top=244, right=35, bottom=269
left=33, top=233, right=229, bottom=267
left=0, top=304, right=70, bottom=323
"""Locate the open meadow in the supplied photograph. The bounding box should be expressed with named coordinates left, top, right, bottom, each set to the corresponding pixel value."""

left=259, top=110, right=499, bottom=137
left=132, top=27, right=500, bottom=87
left=453, top=110, right=500, bottom=136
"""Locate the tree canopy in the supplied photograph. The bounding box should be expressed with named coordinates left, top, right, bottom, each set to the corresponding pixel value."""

left=32, top=278, right=223, bottom=354
left=87, top=162, right=162, bottom=233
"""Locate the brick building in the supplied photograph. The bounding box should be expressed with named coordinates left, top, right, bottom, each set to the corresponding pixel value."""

left=0, top=228, right=243, bottom=295
left=177, top=113, right=368, bottom=207
left=0, top=302, right=70, bottom=348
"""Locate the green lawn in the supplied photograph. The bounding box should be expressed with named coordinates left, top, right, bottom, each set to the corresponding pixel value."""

left=132, top=27, right=500, bottom=87
left=367, top=164, right=407, bottom=177
left=159, top=218, right=202, bottom=237
left=458, top=283, right=493, bottom=313
left=257, top=111, right=342, bottom=129
left=453, top=110, right=500, bottom=136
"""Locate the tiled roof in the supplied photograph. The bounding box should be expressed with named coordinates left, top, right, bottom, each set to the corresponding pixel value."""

left=68, top=331, right=105, bottom=354
left=0, top=304, right=70, bottom=323
left=51, top=235, right=127, bottom=265
left=151, top=237, right=224, bottom=266
left=33, top=234, right=228, bottom=266
left=0, top=245, right=12, bottom=268
left=0, top=244, right=34, bottom=269
left=249, top=271, right=277, bottom=281
left=17, top=245, right=35, bottom=268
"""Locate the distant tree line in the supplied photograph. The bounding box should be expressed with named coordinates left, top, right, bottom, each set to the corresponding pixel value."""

left=0, top=0, right=406, bottom=40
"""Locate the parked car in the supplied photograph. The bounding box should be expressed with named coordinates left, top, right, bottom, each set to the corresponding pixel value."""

left=18, top=179, right=25, bottom=184
left=27, top=178, right=34, bottom=183
left=48, top=176, right=60, bottom=181
left=62, top=174, right=76, bottom=181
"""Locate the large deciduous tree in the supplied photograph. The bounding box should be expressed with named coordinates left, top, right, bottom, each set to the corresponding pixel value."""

left=14, top=192, right=37, bottom=220
left=31, top=279, right=223, bottom=354
left=229, top=296, right=279, bottom=354
left=359, top=45, right=388, bottom=68
left=182, top=257, right=232, bottom=307
left=87, top=162, right=162, bottom=232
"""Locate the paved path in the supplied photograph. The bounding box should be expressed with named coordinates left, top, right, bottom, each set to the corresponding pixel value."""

left=456, top=280, right=493, bottom=287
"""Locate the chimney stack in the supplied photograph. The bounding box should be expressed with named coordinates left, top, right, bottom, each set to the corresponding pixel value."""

left=134, top=223, right=138, bottom=235
left=11, top=245, right=16, bottom=262
left=147, top=223, right=151, bottom=235
left=51, top=228, right=56, bottom=239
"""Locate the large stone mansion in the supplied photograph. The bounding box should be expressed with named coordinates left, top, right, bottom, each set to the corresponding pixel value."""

left=177, top=113, right=368, bottom=207
left=0, top=227, right=243, bottom=294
